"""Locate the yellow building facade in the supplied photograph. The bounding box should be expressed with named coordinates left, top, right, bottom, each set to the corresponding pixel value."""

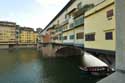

left=84, top=0, right=115, bottom=54
left=19, top=27, right=38, bottom=45
left=0, top=21, right=16, bottom=45
left=41, top=0, right=103, bottom=46
left=62, top=16, right=84, bottom=46
left=40, top=0, right=116, bottom=55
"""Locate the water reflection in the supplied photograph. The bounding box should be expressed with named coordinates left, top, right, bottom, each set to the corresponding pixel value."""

left=0, top=49, right=41, bottom=83
left=17, top=49, right=38, bottom=63
left=0, top=50, right=17, bottom=74
left=40, top=58, right=83, bottom=83
left=0, top=49, right=103, bottom=83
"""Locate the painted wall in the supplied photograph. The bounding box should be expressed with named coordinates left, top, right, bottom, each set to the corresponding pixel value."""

left=19, top=30, right=37, bottom=44
left=74, top=26, right=84, bottom=45
left=62, top=25, right=84, bottom=46
left=84, top=0, right=115, bottom=51
left=63, top=29, right=74, bottom=44
left=41, top=0, right=104, bottom=44
left=0, top=26, right=16, bottom=44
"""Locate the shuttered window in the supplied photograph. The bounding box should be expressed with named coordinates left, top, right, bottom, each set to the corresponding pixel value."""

left=76, top=32, right=84, bottom=39
left=63, top=36, right=67, bottom=40
left=107, top=9, right=113, bottom=18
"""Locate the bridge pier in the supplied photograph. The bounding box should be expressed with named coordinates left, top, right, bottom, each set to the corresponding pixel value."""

left=98, top=0, right=125, bottom=83
left=40, top=43, right=56, bottom=57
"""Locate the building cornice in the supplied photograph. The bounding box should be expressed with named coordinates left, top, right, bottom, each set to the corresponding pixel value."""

left=41, top=0, right=76, bottom=33
left=85, top=0, right=114, bottom=18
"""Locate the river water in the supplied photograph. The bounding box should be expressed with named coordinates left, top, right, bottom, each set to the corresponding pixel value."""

left=0, top=48, right=104, bottom=83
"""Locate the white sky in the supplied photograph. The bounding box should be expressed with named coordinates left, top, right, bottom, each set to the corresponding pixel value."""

left=0, top=0, right=70, bottom=30
left=32, top=0, right=70, bottom=29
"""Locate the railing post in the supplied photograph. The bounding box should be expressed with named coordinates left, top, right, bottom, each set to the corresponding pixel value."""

left=98, top=0, right=125, bottom=83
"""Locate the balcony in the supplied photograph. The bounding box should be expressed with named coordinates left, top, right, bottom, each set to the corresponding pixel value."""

left=54, top=24, right=60, bottom=29
left=73, top=4, right=94, bottom=18
left=69, top=16, right=84, bottom=29
left=61, top=19, right=69, bottom=26
left=56, top=28, right=62, bottom=32
left=74, top=16, right=84, bottom=27
left=73, top=8, right=85, bottom=18
left=69, top=23, right=74, bottom=29
left=54, top=24, right=63, bottom=33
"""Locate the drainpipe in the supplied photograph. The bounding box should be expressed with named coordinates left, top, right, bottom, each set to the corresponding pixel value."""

left=98, top=0, right=125, bottom=83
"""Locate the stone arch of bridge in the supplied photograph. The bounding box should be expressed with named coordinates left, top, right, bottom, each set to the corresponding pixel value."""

left=55, top=46, right=83, bottom=57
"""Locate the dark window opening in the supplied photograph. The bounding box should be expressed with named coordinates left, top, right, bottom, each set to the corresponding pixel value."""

left=85, top=33, right=95, bottom=41
left=53, top=36, right=58, bottom=40
left=105, top=32, right=113, bottom=40
left=63, top=36, right=67, bottom=40
left=107, top=9, right=114, bottom=18
left=76, top=32, right=84, bottom=39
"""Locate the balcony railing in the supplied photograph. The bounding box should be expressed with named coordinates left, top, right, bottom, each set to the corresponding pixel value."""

left=73, top=4, right=94, bottom=18
left=55, top=29, right=63, bottom=34
left=61, top=19, right=69, bottom=26
left=73, top=8, right=85, bottom=18
left=74, top=16, right=84, bottom=27
left=69, top=16, right=84, bottom=29
left=55, top=25, right=63, bottom=33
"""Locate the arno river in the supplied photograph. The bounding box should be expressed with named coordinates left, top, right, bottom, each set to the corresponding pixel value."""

left=0, top=48, right=104, bottom=83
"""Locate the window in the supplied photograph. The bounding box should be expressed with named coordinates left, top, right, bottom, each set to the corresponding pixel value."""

left=76, top=32, right=84, bottom=39
left=70, top=35, right=74, bottom=40
left=69, top=23, right=74, bottom=28
left=105, top=32, right=113, bottom=40
left=65, top=25, right=68, bottom=30
left=53, top=36, right=58, bottom=40
left=107, top=9, right=114, bottom=18
left=85, top=33, right=95, bottom=41
left=65, top=15, right=67, bottom=19
left=57, top=20, right=60, bottom=24
left=51, top=32, right=54, bottom=34
left=65, top=14, right=68, bottom=19
left=59, top=35, right=62, bottom=40
left=63, top=36, right=67, bottom=40
left=63, top=25, right=68, bottom=31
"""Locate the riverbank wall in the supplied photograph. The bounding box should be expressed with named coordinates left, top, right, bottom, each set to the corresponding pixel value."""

left=0, top=45, right=9, bottom=49
left=0, top=44, right=37, bottom=49
left=13, top=44, right=37, bottom=48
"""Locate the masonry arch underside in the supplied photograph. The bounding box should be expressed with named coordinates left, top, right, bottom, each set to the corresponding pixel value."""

left=55, top=46, right=114, bottom=70
left=55, top=46, right=83, bottom=57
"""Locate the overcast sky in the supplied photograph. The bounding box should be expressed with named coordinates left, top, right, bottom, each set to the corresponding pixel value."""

left=0, top=0, right=70, bottom=30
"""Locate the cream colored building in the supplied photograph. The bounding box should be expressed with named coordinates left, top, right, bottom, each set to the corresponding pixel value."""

left=19, top=27, right=38, bottom=45
left=0, top=21, right=16, bottom=45
left=84, top=0, right=115, bottom=54
left=41, top=0, right=104, bottom=46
